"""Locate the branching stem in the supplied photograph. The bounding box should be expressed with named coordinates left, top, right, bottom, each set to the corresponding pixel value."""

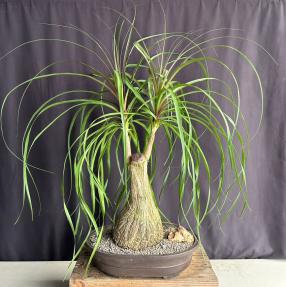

left=125, top=130, right=132, bottom=161
left=144, top=121, right=159, bottom=160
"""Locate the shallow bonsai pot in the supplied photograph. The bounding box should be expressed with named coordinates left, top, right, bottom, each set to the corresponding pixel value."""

left=86, top=225, right=198, bottom=278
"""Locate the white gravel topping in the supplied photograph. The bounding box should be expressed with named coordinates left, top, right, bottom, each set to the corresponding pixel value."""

left=89, top=226, right=195, bottom=255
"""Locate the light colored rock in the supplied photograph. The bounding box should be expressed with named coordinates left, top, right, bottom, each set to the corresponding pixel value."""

left=172, top=232, right=185, bottom=242
left=167, top=231, right=175, bottom=240
left=167, top=225, right=194, bottom=244
left=178, top=226, right=195, bottom=244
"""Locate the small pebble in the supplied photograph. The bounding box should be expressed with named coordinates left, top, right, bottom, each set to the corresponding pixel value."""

left=89, top=225, right=194, bottom=255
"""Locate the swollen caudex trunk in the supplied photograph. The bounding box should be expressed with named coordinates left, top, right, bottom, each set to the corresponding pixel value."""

left=113, top=153, right=164, bottom=250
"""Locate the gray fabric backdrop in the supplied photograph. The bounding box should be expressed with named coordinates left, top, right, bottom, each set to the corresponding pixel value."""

left=0, top=0, right=285, bottom=261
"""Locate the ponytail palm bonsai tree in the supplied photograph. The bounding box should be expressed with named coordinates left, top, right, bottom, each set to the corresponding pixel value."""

left=1, top=18, right=264, bottom=272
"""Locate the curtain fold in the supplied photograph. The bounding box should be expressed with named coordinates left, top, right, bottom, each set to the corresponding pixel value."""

left=0, top=0, right=285, bottom=260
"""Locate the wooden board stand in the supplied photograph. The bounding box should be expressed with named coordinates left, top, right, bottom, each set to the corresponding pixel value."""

left=69, top=246, right=219, bottom=287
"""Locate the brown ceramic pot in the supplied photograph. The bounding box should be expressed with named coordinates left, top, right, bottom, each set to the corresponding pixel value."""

left=86, top=226, right=198, bottom=278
